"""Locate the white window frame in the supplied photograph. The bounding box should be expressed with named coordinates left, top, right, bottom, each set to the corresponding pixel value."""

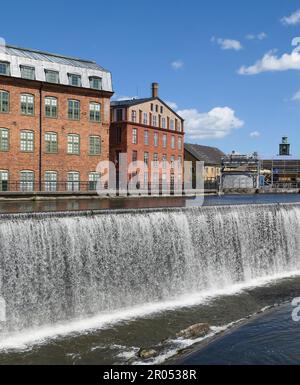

left=44, top=171, right=57, bottom=192
left=67, top=172, right=80, bottom=192
left=20, top=130, right=34, bottom=152
left=67, top=134, right=80, bottom=154
left=20, top=171, right=34, bottom=192
left=0, top=170, right=8, bottom=192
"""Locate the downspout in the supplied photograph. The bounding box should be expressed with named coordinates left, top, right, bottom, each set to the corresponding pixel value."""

left=39, top=83, right=43, bottom=192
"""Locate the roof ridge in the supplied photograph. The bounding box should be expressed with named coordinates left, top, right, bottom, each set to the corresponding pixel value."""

left=6, top=44, right=96, bottom=64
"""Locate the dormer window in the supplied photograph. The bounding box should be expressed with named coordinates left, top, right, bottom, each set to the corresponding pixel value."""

left=0, top=62, right=10, bottom=76
left=45, top=70, right=59, bottom=84
left=20, top=65, right=35, bottom=80
left=68, top=74, right=81, bottom=87
left=89, top=77, right=102, bottom=90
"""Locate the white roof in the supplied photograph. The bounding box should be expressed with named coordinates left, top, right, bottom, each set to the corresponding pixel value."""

left=0, top=45, right=113, bottom=92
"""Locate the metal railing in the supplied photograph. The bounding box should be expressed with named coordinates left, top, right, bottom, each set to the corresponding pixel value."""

left=264, top=182, right=300, bottom=189
left=0, top=182, right=100, bottom=193
left=0, top=179, right=220, bottom=194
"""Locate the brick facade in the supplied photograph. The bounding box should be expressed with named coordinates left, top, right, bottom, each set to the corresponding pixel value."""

left=110, top=88, right=185, bottom=188
left=0, top=76, right=112, bottom=191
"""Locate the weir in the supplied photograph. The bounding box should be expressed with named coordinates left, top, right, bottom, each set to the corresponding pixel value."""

left=0, top=203, right=300, bottom=335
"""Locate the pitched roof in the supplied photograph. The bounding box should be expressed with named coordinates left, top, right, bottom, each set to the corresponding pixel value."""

left=111, top=98, right=152, bottom=107
left=185, top=143, right=225, bottom=165
left=3, top=45, right=108, bottom=72
left=111, top=97, right=184, bottom=121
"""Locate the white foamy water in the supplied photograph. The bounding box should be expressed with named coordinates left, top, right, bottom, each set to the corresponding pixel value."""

left=0, top=269, right=299, bottom=351
left=0, top=204, right=299, bottom=352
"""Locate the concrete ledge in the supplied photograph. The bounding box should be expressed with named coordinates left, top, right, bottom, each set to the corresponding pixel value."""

left=222, top=188, right=257, bottom=194
left=0, top=190, right=218, bottom=202
left=259, top=188, right=300, bottom=194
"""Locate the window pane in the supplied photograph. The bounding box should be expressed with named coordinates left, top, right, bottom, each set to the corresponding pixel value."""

left=144, top=130, right=149, bottom=145
left=88, top=172, right=100, bottom=190
left=90, top=103, right=101, bottom=122
left=67, top=172, right=80, bottom=191
left=67, top=134, right=80, bottom=154
left=0, top=91, right=9, bottom=113
left=45, top=132, right=58, bottom=153
left=21, top=94, right=34, bottom=115
left=163, top=135, right=167, bottom=148
left=45, top=97, right=58, bottom=118
left=20, top=66, right=35, bottom=80
left=68, top=100, right=80, bottom=120
left=132, top=128, right=138, bottom=144
left=89, top=77, right=102, bottom=90
left=89, top=136, right=101, bottom=155
left=0, top=128, right=9, bottom=151
left=0, top=170, right=8, bottom=192
left=45, top=171, right=57, bottom=192
left=20, top=171, right=34, bottom=192
left=45, top=70, right=59, bottom=84
left=143, top=112, right=148, bottom=125
left=0, top=62, right=10, bottom=76
left=20, top=131, right=34, bottom=152
left=68, top=74, right=81, bottom=87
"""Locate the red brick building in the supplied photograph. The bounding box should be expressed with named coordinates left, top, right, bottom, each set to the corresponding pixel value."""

left=110, top=83, right=185, bottom=191
left=0, top=45, right=113, bottom=192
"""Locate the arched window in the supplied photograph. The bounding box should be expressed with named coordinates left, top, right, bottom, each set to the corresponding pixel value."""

left=20, top=94, right=34, bottom=116
left=0, top=128, right=9, bottom=151
left=89, top=102, right=101, bottom=122
left=20, top=130, right=34, bottom=152
left=45, top=132, right=58, bottom=153
left=67, top=134, right=80, bottom=154
left=67, top=172, right=80, bottom=192
left=20, top=171, right=34, bottom=192
left=0, top=90, right=9, bottom=113
left=44, top=171, right=57, bottom=192
left=88, top=172, right=100, bottom=191
left=0, top=170, right=8, bottom=192
left=45, top=97, right=58, bottom=118
left=89, top=136, right=101, bottom=155
left=68, top=99, right=80, bottom=120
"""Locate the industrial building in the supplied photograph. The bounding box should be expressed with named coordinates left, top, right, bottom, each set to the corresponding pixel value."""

left=0, top=44, right=113, bottom=192
left=184, top=143, right=224, bottom=189
left=110, top=83, right=185, bottom=191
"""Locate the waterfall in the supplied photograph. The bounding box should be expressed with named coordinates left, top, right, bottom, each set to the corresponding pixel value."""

left=0, top=203, right=300, bottom=335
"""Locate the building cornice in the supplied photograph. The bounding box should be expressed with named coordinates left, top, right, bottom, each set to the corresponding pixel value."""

left=0, top=75, right=114, bottom=98
left=111, top=120, right=185, bottom=135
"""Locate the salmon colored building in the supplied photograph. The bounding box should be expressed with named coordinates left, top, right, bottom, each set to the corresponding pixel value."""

left=110, top=83, right=185, bottom=191
left=0, top=45, right=113, bottom=193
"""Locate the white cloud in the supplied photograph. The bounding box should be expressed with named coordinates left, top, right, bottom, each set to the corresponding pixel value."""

left=213, top=37, right=243, bottom=51
left=177, top=107, right=244, bottom=140
left=281, top=9, right=300, bottom=26
left=246, top=32, right=267, bottom=41
left=238, top=50, right=300, bottom=75
left=165, top=101, right=178, bottom=110
left=171, top=60, right=184, bottom=70
left=258, top=32, right=267, bottom=40
left=250, top=131, right=261, bottom=138
left=292, top=91, right=300, bottom=101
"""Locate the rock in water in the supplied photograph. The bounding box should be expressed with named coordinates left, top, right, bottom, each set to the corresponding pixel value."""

left=176, top=323, right=210, bottom=339
left=138, top=348, right=159, bottom=360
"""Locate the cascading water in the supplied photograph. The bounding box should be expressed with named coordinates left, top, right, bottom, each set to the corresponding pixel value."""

left=0, top=203, right=300, bottom=339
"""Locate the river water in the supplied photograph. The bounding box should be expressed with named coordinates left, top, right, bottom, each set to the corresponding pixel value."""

left=0, top=195, right=299, bottom=365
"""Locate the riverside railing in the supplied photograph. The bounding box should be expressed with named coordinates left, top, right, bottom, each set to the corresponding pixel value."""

left=0, top=179, right=219, bottom=195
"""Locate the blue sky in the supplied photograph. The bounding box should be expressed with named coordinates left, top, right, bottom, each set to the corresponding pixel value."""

left=2, top=0, right=300, bottom=157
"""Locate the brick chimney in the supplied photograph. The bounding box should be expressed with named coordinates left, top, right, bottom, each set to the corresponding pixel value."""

left=152, top=82, right=159, bottom=98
